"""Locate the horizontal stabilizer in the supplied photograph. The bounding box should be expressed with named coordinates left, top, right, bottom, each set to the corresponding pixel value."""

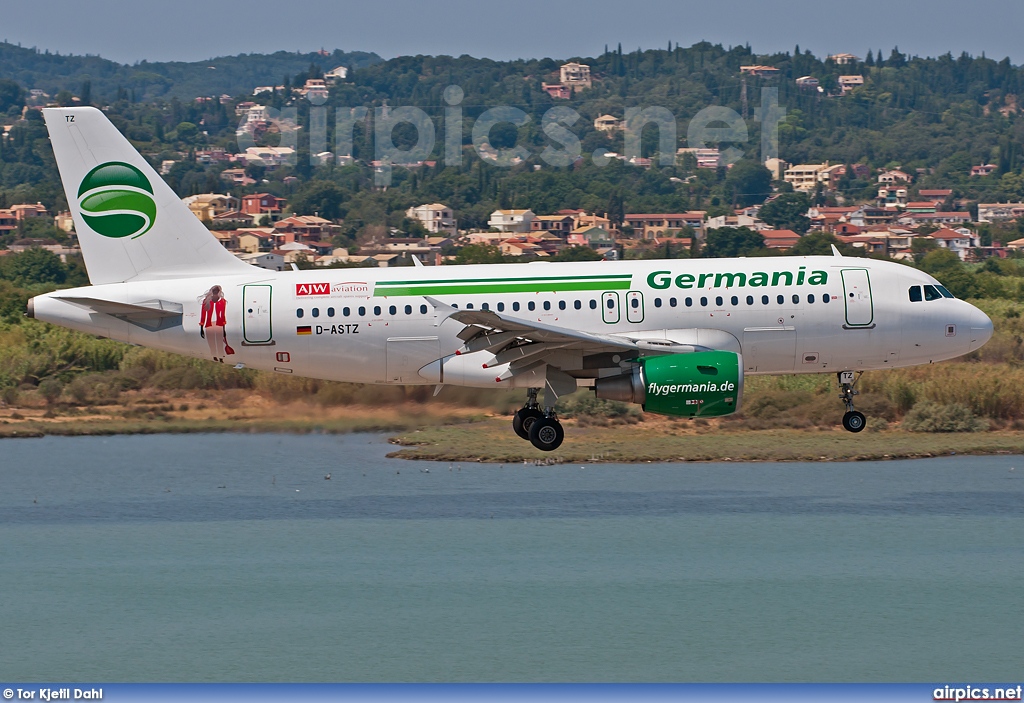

left=54, top=296, right=183, bottom=331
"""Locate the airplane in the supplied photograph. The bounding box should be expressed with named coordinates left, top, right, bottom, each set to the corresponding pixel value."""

left=27, top=107, right=994, bottom=451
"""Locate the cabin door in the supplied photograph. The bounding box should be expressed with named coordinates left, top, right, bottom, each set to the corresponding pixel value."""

left=242, top=284, right=274, bottom=345
left=841, top=269, right=874, bottom=327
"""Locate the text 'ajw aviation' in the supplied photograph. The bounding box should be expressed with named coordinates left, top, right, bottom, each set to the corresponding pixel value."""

left=29, top=108, right=993, bottom=450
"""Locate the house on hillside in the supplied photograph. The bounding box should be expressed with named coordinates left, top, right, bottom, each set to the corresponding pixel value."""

left=559, top=62, right=592, bottom=91
left=594, top=115, right=621, bottom=132
left=971, top=164, right=998, bottom=177
left=624, top=212, right=706, bottom=239
left=739, top=65, right=780, bottom=77
left=878, top=169, right=911, bottom=184
left=406, top=203, right=457, bottom=235
left=760, top=229, right=801, bottom=249
left=838, top=75, right=865, bottom=94
left=978, top=203, right=1024, bottom=222
left=488, top=209, right=536, bottom=233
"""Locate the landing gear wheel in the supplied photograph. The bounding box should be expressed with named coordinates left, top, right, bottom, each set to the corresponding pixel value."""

left=513, top=408, right=545, bottom=440
left=529, top=417, right=564, bottom=451
left=842, top=411, right=866, bottom=433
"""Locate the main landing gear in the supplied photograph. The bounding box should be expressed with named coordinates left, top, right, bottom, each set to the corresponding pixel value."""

left=838, top=370, right=866, bottom=433
left=512, top=388, right=565, bottom=451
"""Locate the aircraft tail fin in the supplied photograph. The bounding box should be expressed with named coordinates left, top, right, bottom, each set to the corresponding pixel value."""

left=43, top=107, right=251, bottom=285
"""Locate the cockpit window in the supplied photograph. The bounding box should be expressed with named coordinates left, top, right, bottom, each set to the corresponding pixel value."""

left=909, top=286, right=922, bottom=302
left=935, top=285, right=954, bottom=299
left=923, top=284, right=942, bottom=301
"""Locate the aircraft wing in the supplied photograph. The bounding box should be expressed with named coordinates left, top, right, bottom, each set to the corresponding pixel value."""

left=425, top=296, right=712, bottom=360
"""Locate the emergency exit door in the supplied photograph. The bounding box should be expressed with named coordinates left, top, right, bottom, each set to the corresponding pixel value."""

left=841, top=269, right=874, bottom=327
left=601, top=291, right=620, bottom=324
left=242, top=284, right=274, bottom=345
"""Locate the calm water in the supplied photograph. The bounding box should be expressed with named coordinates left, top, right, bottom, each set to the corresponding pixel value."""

left=0, top=433, right=1022, bottom=682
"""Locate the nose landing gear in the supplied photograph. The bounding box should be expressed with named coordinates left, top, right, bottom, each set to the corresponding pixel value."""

left=838, top=370, right=866, bottom=433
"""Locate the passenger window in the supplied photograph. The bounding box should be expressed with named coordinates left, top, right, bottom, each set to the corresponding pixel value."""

left=731, top=296, right=738, bottom=306
left=715, top=296, right=723, bottom=306
left=497, top=302, right=505, bottom=312
left=529, top=301, right=536, bottom=311
left=296, top=308, right=304, bottom=319
left=558, top=300, right=566, bottom=310
left=513, top=302, right=521, bottom=311
left=923, top=284, right=942, bottom=301
left=685, top=297, right=692, bottom=307
left=654, top=298, right=662, bottom=308
left=762, top=295, right=769, bottom=305
left=700, top=297, right=708, bottom=307
left=312, top=308, right=320, bottom=318
left=405, top=305, right=412, bottom=314
left=746, top=295, right=754, bottom=305
left=481, top=302, right=489, bottom=311
left=631, top=298, right=639, bottom=309
left=543, top=301, right=551, bottom=311
left=327, top=307, right=335, bottom=317
left=822, top=295, right=830, bottom=304
left=792, top=295, right=800, bottom=304
left=670, top=297, right=677, bottom=307
left=909, top=286, right=922, bottom=302
left=343, top=307, right=350, bottom=316
left=420, top=304, right=428, bottom=314
left=589, top=299, right=597, bottom=310
left=606, top=298, right=614, bottom=309
left=389, top=305, right=397, bottom=315
left=466, top=303, right=474, bottom=309
left=777, top=295, right=784, bottom=305
left=373, top=306, right=381, bottom=316
left=574, top=300, right=582, bottom=310
left=358, top=306, right=366, bottom=316
left=808, top=294, right=815, bottom=304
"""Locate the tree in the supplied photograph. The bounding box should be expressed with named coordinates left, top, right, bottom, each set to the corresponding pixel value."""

left=0, top=79, right=25, bottom=113
left=0, top=249, right=68, bottom=286
left=758, top=192, right=812, bottom=233
left=449, top=244, right=511, bottom=265
left=787, top=232, right=855, bottom=257
left=290, top=180, right=346, bottom=220
left=551, top=246, right=603, bottom=262
left=724, top=160, right=772, bottom=207
left=703, top=227, right=766, bottom=258
left=175, top=121, right=199, bottom=143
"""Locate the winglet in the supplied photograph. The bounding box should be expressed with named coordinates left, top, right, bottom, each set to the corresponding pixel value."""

left=831, top=244, right=843, bottom=257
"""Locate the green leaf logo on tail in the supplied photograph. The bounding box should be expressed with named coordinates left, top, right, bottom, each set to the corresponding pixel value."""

left=77, top=162, right=157, bottom=239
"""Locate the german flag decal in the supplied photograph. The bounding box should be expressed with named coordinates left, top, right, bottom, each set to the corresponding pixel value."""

left=296, top=326, right=312, bottom=335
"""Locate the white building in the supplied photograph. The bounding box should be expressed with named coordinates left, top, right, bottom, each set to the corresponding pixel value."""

left=488, top=209, right=536, bottom=233
left=838, top=75, right=865, bottom=94
left=784, top=163, right=828, bottom=191
left=325, top=66, right=349, bottom=82
left=237, top=252, right=287, bottom=271
left=977, top=203, right=1024, bottom=223
left=406, top=203, right=458, bottom=235
left=677, top=147, right=721, bottom=169
left=594, top=115, right=621, bottom=132
left=559, top=62, right=592, bottom=90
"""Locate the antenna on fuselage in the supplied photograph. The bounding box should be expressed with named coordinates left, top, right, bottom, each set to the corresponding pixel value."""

left=831, top=244, right=843, bottom=257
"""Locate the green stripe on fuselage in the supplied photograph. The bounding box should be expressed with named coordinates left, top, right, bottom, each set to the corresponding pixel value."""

left=374, top=279, right=632, bottom=297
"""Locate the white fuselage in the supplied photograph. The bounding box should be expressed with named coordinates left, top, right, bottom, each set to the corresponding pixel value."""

left=31, top=256, right=993, bottom=390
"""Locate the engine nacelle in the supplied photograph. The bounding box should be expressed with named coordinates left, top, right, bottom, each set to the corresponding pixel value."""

left=594, top=350, right=743, bottom=418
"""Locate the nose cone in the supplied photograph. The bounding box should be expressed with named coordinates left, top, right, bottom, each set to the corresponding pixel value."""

left=967, top=305, right=993, bottom=352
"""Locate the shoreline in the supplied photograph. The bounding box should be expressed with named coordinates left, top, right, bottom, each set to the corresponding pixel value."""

left=3, top=409, right=1022, bottom=462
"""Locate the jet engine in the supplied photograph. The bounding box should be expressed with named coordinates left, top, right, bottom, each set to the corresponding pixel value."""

left=594, top=350, right=743, bottom=418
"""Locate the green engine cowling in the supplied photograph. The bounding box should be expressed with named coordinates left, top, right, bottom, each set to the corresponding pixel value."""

left=594, top=350, right=743, bottom=418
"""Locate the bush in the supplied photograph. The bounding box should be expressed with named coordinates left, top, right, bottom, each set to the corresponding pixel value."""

left=902, top=401, right=988, bottom=432
left=559, top=394, right=643, bottom=426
